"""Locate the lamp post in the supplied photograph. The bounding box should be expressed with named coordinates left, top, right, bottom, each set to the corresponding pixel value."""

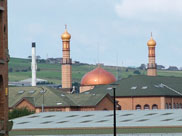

left=113, top=87, right=116, bottom=136
left=107, top=83, right=118, bottom=136
left=40, top=87, right=45, bottom=112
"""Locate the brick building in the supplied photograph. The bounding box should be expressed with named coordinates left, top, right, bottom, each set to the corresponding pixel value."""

left=0, top=0, right=9, bottom=135
left=86, top=75, right=182, bottom=110
left=9, top=87, right=114, bottom=113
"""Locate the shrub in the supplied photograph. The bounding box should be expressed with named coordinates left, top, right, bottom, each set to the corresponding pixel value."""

left=9, top=108, right=35, bottom=119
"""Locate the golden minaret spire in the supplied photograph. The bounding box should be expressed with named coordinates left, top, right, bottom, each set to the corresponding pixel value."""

left=61, top=25, right=72, bottom=92
left=147, top=32, right=157, bottom=76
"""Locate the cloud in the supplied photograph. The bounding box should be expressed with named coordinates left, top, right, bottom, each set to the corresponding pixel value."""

left=115, top=0, right=182, bottom=21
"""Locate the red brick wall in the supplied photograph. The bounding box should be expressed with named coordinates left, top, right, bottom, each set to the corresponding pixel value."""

left=116, top=97, right=164, bottom=110
left=16, top=100, right=35, bottom=111
left=0, top=0, right=9, bottom=135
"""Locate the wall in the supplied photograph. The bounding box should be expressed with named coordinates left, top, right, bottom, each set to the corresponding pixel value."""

left=0, top=0, right=9, bottom=135
left=116, top=97, right=163, bottom=110
left=96, top=96, right=113, bottom=110
left=80, top=85, right=94, bottom=93
left=16, top=100, right=35, bottom=111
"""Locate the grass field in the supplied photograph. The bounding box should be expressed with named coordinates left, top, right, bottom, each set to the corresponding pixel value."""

left=8, top=58, right=182, bottom=84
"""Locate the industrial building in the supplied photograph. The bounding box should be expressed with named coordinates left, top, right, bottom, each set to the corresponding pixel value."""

left=10, top=109, right=182, bottom=136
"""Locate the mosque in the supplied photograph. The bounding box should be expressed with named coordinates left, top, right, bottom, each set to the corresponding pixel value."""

left=60, top=27, right=182, bottom=111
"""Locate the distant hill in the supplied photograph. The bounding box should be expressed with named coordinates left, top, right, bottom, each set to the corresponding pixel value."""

left=8, top=58, right=182, bottom=84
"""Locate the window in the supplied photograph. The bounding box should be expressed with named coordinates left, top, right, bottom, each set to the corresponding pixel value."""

left=169, top=103, right=172, bottom=109
left=176, top=103, right=179, bottom=109
left=152, top=104, right=158, bottom=110
left=180, top=103, right=182, bottom=109
left=173, top=103, right=176, bottom=109
left=165, top=103, right=169, bottom=109
left=144, top=104, right=150, bottom=110
left=136, top=105, right=141, bottom=110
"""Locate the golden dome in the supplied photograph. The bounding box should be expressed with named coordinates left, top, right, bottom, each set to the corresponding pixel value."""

left=147, top=34, right=156, bottom=47
left=81, top=66, right=116, bottom=86
left=61, top=25, right=71, bottom=41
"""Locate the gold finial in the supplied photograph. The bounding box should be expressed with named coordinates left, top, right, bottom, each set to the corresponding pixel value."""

left=147, top=32, right=156, bottom=47
left=61, top=24, right=71, bottom=40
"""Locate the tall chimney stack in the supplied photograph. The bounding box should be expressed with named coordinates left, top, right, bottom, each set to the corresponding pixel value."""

left=32, top=42, right=37, bottom=86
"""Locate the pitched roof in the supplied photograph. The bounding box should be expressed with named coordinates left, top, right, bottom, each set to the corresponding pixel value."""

left=9, top=86, right=111, bottom=108
left=85, top=75, right=182, bottom=97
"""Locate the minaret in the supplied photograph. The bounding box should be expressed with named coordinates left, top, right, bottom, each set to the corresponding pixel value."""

left=147, top=33, right=157, bottom=76
left=61, top=25, right=72, bottom=92
left=31, top=42, right=37, bottom=86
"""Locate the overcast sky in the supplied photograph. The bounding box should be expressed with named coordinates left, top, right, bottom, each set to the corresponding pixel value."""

left=8, top=0, right=182, bottom=67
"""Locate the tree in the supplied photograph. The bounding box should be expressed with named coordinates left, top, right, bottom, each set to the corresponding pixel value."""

left=139, top=64, right=146, bottom=70
left=9, top=108, right=35, bottom=119
left=133, top=70, right=141, bottom=75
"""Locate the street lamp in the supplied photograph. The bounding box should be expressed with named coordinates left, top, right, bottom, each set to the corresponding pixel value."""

left=107, top=83, right=119, bottom=136
left=40, top=87, right=46, bottom=112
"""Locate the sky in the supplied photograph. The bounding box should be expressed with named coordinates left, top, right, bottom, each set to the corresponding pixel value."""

left=8, top=0, right=182, bottom=68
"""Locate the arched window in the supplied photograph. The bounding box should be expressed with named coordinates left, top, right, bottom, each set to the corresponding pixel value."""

left=173, top=103, right=176, bottom=109
left=136, top=105, right=141, bottom=110
left=180, top=103, right=182, bottom=109
left=165, top=103, right=169, bottom=109
left=176, top=103, right=179, bottom=109
left=169, top=103, right=172, bottom=109
left=152, top=104, right=158, bottom=109
left=117, top=105, right=121, bottom=110
left=144, top=104, right=150, bottom=110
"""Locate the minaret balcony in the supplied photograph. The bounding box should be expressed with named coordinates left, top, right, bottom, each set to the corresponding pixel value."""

left=61, top=58, right=72, bottom=64
left=147, top=63, right=157, bottom=69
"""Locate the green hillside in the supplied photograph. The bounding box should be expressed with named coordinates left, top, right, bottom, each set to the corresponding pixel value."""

left=8, top=58, right=182, bottom=84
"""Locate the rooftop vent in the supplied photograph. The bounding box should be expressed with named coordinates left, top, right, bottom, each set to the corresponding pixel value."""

left=80, top=120, right=92, bottom=123
left=96, top=120, right=108, bottom=123
left=136, top=119, right=149, bottom=122
left=18, top=90, right=25, bottom=94
left=120, top=119, right=132, bottom=122
left=40, top=90, right=46, bottom=93
left=131, top=86, right=137, bottom=90
left=43, top=115, right=55, bottom=118
left=145, top=113, right=157, bottom=116
left=162, top=113, right=173, bottom=116
left=17, top=122, right=29, bottom=124
left=141, top=86, right=148, bottom=89
left=161, top=119, right=173, bottom=121
left=121, top=114, right=133, bottom=116
left=29, top=90, right=35, bottom=94
left=105, top=114, right=113, bottom=117
left=57, top=103, right=62, bottom=105
left=82, top=115, right=94, bottom=117
left=28, top=115, right=39, bottom=118
left=41, top=121, right=52, bottom=124
left=57, top=121, right=68, bottom=124
left=66, top=115, right=78, bottom=118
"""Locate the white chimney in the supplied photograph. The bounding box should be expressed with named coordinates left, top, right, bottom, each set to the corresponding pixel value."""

left=31, top=42, right=37, bottom=86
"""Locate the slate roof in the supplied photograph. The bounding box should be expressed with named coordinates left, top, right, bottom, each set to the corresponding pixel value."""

left=85, top=75, right=182, bottom=97
left=9, top=86, right=111, bottom=108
